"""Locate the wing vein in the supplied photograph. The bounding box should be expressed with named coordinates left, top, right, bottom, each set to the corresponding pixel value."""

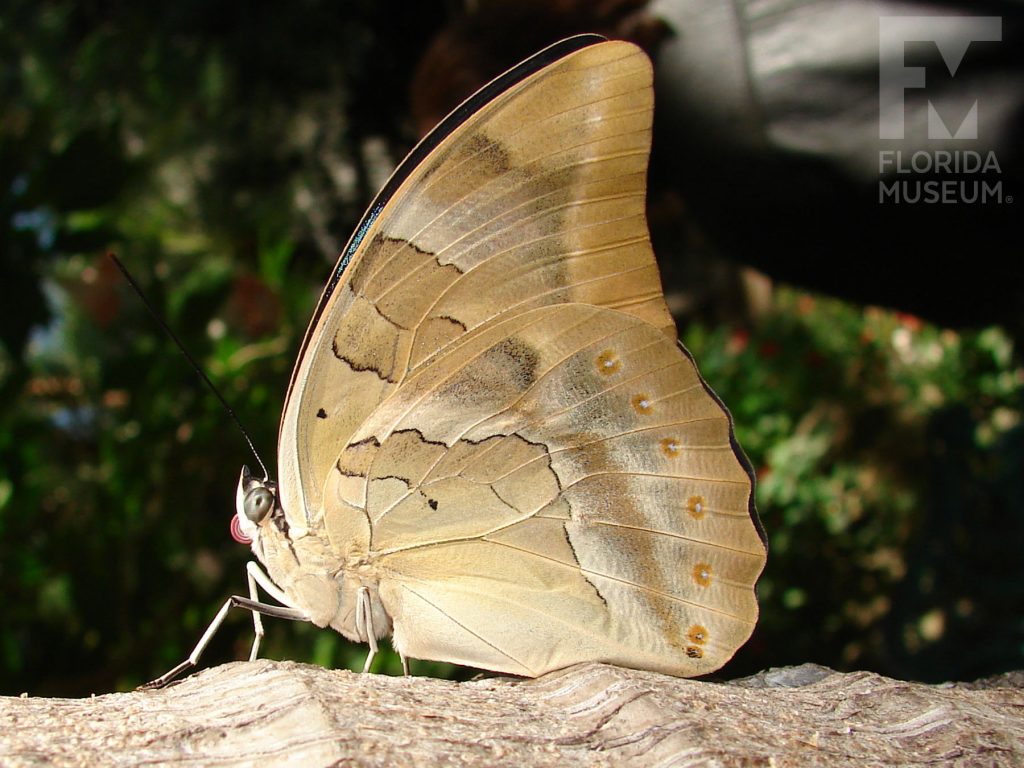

left=483, top=539, right=757, bottom=621
left=591, top=519, right=767, bottom=555
left=362, top=122, right=649, bottom=290
left=362, top=98, right=649, bottom=283
left=397, top=583, right=537, bottom=675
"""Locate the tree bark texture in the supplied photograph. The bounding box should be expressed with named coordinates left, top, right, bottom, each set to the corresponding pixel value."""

left=2, top=660, right=1022, bottom=766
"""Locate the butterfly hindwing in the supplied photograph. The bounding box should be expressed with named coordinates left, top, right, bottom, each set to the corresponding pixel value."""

left=278, top=39, right=674, bottom=531
left=322, top=304, right=765, bottom=677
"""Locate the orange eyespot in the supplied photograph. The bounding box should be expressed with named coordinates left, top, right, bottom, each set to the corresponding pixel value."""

left=660, top=438, right=681, bottom=458
left=596, top=350, right=621, bottom=375
left=693, top=563, right=712, bottom=587
left=686, top=495, right=706, bottom=520
left=631, top=394, right=653, bottom=414
left=687, top=625, right=708, bottom=645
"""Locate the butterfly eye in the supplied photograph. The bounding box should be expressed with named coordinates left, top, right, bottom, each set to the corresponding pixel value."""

left=243, top=487, right=274, bottom=523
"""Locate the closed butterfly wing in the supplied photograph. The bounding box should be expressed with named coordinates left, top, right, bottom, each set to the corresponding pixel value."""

left=323, top=303, right=765, bottom=676
left=278, top=37, right=675, bottom=531
left=146, top=36, right=766, bottom=689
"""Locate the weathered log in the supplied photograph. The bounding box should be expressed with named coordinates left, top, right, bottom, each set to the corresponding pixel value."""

left=2, top=661, right=1022, bottom=766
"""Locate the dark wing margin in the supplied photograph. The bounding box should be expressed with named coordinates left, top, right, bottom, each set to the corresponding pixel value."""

left=676, top=340, right=768, bottom=551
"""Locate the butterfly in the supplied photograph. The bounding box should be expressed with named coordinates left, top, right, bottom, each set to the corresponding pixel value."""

left=149, top=34, right=767, bottom=688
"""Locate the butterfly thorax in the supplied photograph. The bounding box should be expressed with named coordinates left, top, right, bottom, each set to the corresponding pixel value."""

left=236, top=466, right=392, bottom=644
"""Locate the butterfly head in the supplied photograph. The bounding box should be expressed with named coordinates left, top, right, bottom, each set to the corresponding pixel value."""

left=232, top=465, right=279, bottom=546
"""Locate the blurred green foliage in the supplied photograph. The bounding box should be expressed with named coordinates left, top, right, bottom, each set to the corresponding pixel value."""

left=2, top=2, right=1021, bottom=696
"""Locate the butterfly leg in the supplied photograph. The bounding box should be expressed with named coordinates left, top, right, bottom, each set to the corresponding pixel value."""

left=140, top=570, right=310, bottom=690
left=245, top=561, right=296, bottom=661
left=400, top=652, right=410, bottom=676
left=355, top=586, right=379, bottom=673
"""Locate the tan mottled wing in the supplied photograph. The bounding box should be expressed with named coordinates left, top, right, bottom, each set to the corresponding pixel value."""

left=323, top=304, right=767, bottom=677
left=279, top=38, right=674, bottom=529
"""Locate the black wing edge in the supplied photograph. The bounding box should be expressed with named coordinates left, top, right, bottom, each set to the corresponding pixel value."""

left=675, top=340, right=769, bottom=553
left=286, top=33, right=609, bottom=403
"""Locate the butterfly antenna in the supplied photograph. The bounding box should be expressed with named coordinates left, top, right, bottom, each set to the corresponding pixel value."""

left=108, top=253, right=270, bottom=480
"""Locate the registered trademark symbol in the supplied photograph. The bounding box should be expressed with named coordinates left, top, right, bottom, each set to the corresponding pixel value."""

left=1006, top=195, right=1014, bottom=204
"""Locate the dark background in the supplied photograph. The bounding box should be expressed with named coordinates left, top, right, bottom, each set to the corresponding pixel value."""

left=2, top=1, right=1021, bottom=696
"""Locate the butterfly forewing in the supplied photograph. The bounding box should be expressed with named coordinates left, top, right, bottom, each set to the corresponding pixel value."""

left=278, top=39, right=673, bottom=530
